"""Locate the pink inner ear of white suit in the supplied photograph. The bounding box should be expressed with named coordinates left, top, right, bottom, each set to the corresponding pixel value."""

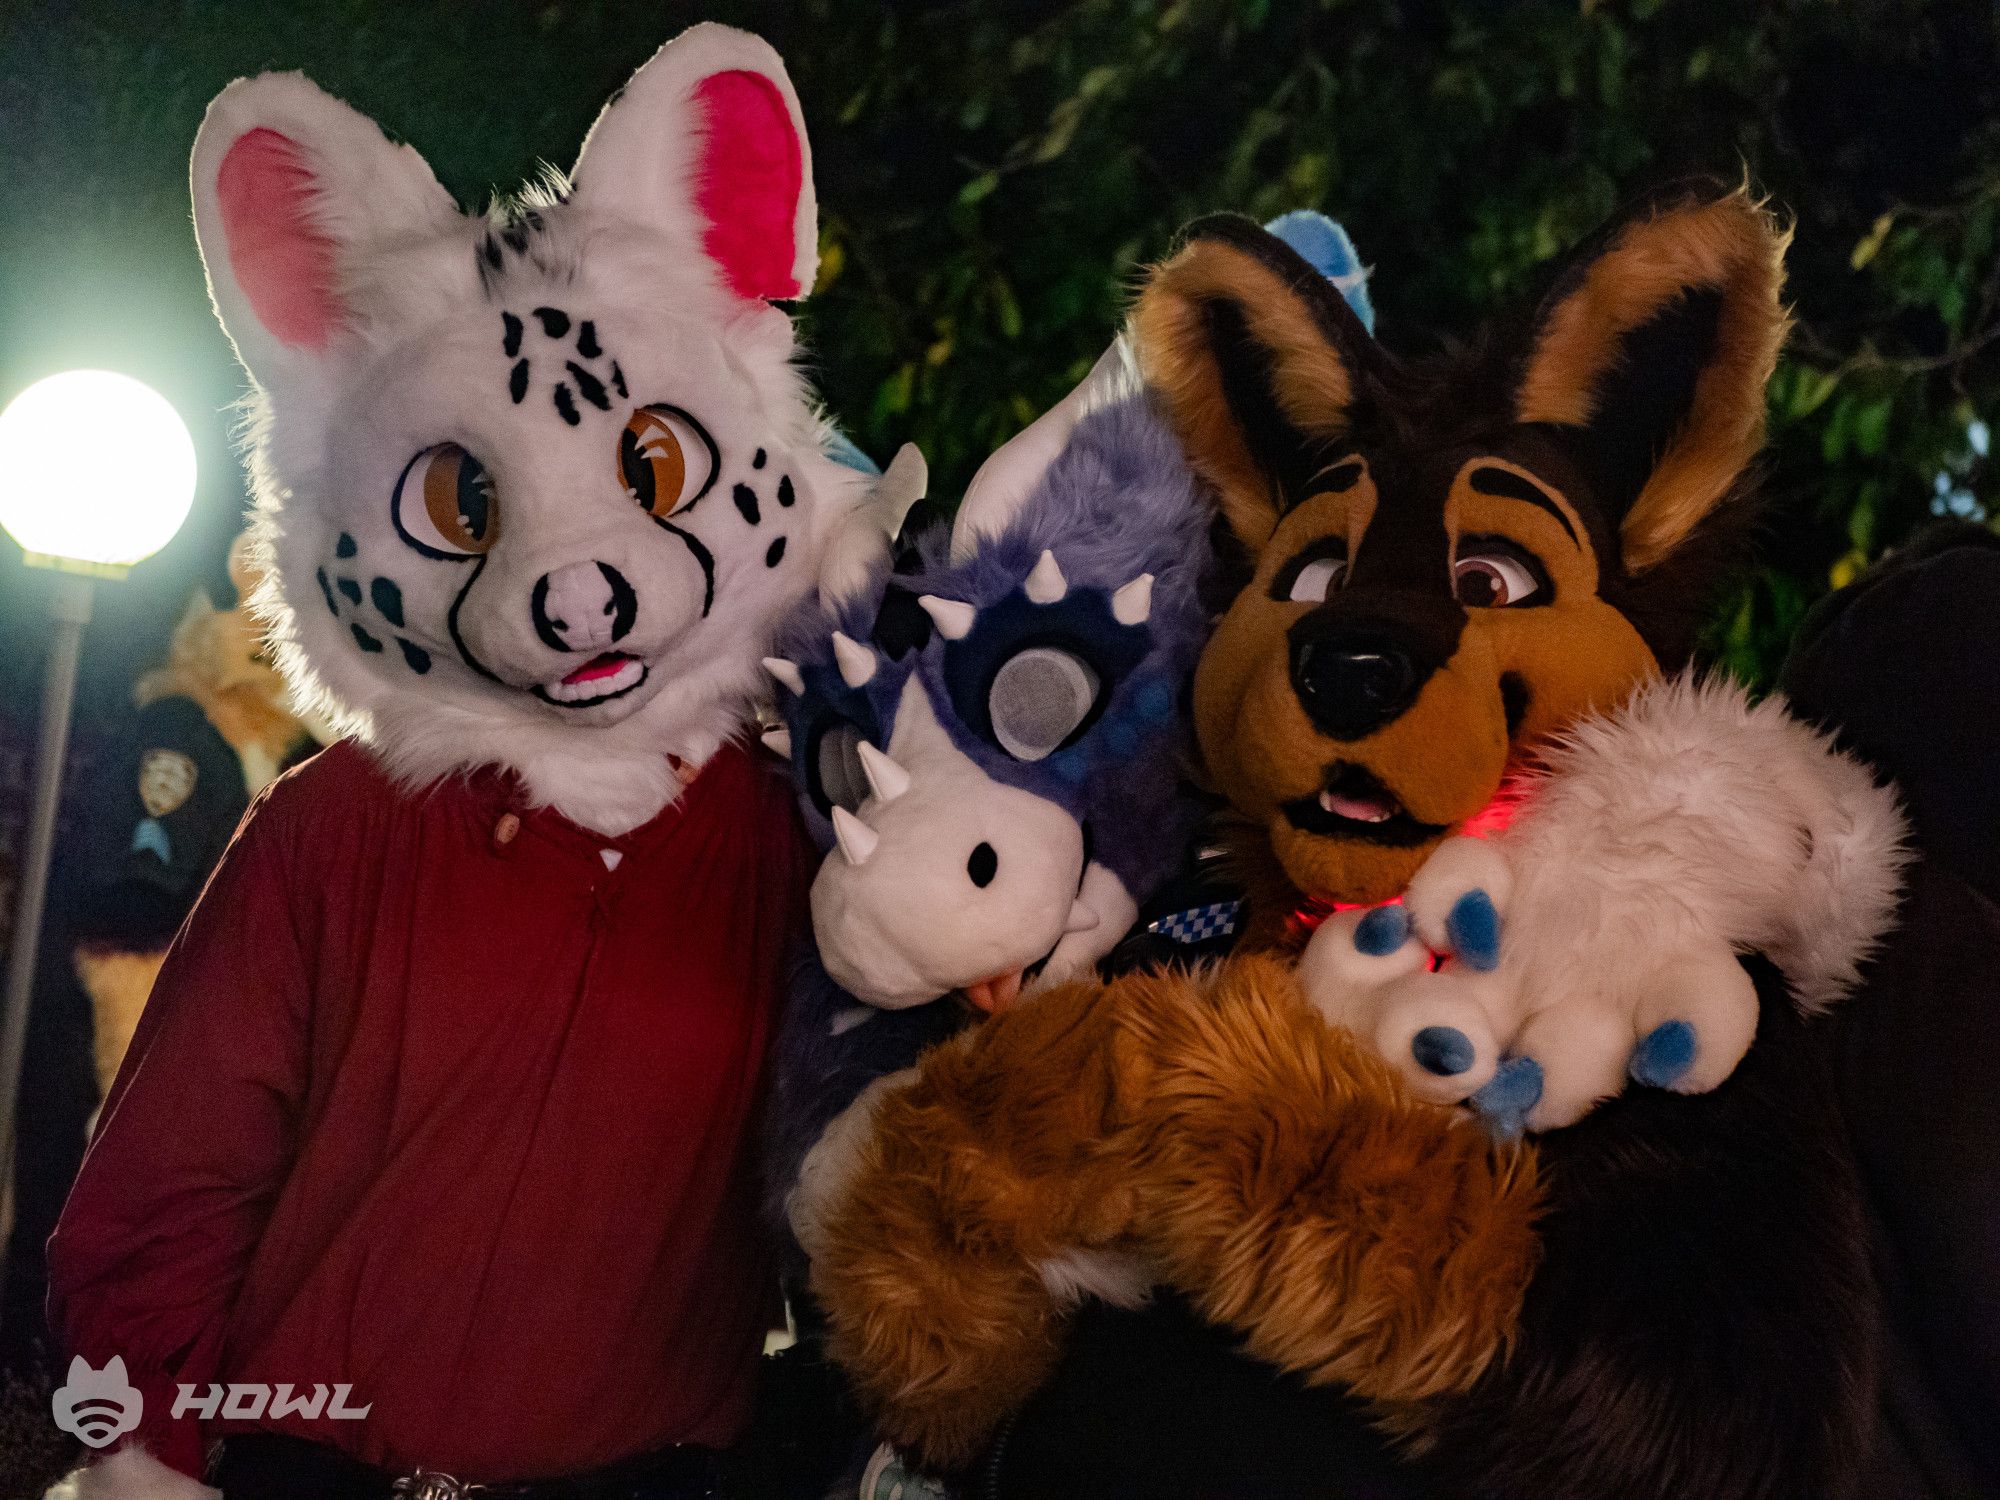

left=215, top=127, right=343, bottom=350
left=692, top=70, right=806, bottom=300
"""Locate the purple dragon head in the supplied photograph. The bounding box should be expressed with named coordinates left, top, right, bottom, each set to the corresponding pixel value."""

left=765, top=344, right=1215, bottom=1009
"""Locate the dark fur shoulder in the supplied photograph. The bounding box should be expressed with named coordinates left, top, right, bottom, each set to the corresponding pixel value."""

left=1427, top=959, right=1880, bottom=1500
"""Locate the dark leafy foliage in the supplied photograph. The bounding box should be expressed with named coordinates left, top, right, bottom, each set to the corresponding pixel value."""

left=0, top=0, right=1994, bottom=701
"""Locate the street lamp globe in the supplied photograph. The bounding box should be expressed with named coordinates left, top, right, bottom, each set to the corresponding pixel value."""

left=0, top=369, right=200, bottom=1283
left=0, top=369, right=197, bottom=575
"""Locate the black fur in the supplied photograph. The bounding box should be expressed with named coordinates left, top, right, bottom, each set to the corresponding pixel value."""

left=1428, top=962, right=1879, bottom=1499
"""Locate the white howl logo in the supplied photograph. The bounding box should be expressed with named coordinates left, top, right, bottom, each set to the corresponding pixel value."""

left=51, top=1355, right=143, bottom=1448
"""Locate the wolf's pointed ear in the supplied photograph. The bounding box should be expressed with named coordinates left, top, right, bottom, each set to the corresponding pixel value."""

left=192, top=74, right=457, bottom=388
left=570, top=23, right=816, bottom=302
left=1132, top=215, right=1375, bottom=553
left=1515, top=188, right=1790, bottom=573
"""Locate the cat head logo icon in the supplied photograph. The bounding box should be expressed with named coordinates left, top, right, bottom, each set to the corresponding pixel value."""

left=52, top=1355, right=142, bottom=1448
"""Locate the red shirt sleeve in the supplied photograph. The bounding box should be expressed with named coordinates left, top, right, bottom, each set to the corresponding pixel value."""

left=47, top=784, right=313, bottom=1478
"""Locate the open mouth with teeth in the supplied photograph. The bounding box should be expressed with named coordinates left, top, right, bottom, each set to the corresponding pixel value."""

left=532, top=650, right=650, bottom=708
left=1282, top=763, right=1449, bottom=847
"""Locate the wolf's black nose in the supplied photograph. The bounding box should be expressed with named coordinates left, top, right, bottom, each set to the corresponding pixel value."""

left=1290, top=630, right=1418, bottom=739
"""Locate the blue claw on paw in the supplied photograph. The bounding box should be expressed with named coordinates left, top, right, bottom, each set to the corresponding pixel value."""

left=1353, top=904, right=1411, bottom=956
left=1444, top=889, right=1502, bottom=971
left=1630, top=1019, right=1698, bottom=1089
left=1470, top=1056, right=1543, bottom=1139
left=1411, top=1025, right=1475, bottom=1077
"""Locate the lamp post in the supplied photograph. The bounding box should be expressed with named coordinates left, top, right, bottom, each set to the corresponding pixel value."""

left=0, top=369, right=197, bottom=1240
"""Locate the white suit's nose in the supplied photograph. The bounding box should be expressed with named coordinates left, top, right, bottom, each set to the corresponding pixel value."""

left=531, top=560, right=635, bottom=653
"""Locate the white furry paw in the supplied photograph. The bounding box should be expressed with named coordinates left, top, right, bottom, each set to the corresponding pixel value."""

left=1626, top=948, right=1760, bottom=1097
left=1297, top=866, right=1515, bottom=1107
left=1402, top=835, right=1512, bottom=966
left=66, top=1449, right=219, bottom=1500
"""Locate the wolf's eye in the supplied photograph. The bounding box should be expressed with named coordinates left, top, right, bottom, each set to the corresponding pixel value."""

left=1272, top=539, right=1348, bottom=604
left=1453, top=537, right=1549, bottom=608
left=620, top=405, right=718, bottom=518
left=988, top=646, right=1103, bottom=761
left=393, top=444, right=498, bottom=558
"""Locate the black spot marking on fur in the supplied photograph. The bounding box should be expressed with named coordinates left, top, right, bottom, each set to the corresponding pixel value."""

left=481, top=236, right=504, bottom=271
left=566, top=361, right=610, bottom=411
left=777, top=474, right=796, bottom=508
left=752, top=448, right=767, bottom=470
left=337, top=577, right=362, bottom=606
left=370, top=577, right=405, bottom=627
left=316, top=568, right=340, bottom=616
left=500, top=223, right=531, bottom=255
left=553, top=383, right=580, bottom=426
left=610, top=362, right=628, bottom=399
left=336, top=533, right=357, bottom=559
left=766, top=536, right=787, bottom=568
left=351, top=622, right=384, bottom=653
left=398, top=638, right=431, bottom=674
left=502, top=312, right=524, bottom=359
left=576, top=321, right=600, bottom=359
left=510, top=359, right=530, bottom=404
left=733, top=483, right=761, bottom=525
left=533, top=307, right=571, bottom=339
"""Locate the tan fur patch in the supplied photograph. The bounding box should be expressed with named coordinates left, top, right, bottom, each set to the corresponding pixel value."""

left=1514, top=191, right=1790, bottom=572
left=137, top=588, right=310, bottom=789
left=1133, top=236, right=1358, bottom=551
left=1124, top=955, right=1541, bottom=1408
left=74, top=946, right=166, bottom=1099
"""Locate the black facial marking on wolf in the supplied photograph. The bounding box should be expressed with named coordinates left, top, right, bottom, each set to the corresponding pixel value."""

left=370, top=577, right=405, bottom=628
left=397, top=638, right=431, bottom=674
left=565, top=361, right=610, bottom=412
left=610, top=362, right=628, bottom=399
left=777, top=475, right=796, bottom=508
left=510, top=360, right=530, bottom=404
left=351, top=622, right=384, bottom=653
left=480, top=235, right=504, bottom=272
left=533, top=307, right=571, bottom=339
left=576, top=321, right=600, bottom=359
left=752, top=448, right=767, bottom=470
left=766, top=536, right=787, bottom=568
left=316, top=568, right=340, bottom=616
left=733, top=482, right=761, bottom=525
left=337, top=577, right=362, bottom=606
left=502, top=313, right=524, bottom=359
left=553, top=383, right=580, bottom=426
left=336, top=533, right=357, bottom=559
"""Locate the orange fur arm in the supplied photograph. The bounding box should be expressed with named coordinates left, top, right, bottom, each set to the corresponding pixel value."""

left=812, top=957, right=1541, bottom=1466
left=1123, top=954, right=1542, bottom=1407
left=808, top=977, right=1141, bottom=1468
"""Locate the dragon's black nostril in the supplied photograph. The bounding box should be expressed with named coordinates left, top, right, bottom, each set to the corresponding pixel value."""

left=967, top=843, right=998, bottom=888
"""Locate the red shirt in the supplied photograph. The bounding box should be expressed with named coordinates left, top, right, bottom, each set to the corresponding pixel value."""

left=48, top=739, right=807, bottom=1482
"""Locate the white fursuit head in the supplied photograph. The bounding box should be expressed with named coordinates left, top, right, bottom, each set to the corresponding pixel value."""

left=191, top=23, right=879, bottom=836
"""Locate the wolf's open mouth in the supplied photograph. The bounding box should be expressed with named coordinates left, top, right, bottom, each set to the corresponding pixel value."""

left=1283, top=764, right=1448, bottom=847
left=533, top=651, right=649, bottom=708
